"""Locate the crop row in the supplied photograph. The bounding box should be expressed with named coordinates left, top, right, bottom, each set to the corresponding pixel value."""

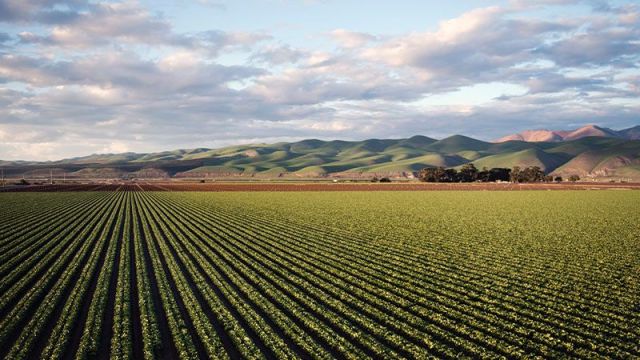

left=0, top=190, right=637, bottom=359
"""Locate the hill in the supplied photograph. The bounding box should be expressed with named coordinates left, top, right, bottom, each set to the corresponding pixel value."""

left=468, top=148, right=571, bottom=173
left=2, top=129, right=640, bottom=180
left=496, top=124, right=639, bottom=143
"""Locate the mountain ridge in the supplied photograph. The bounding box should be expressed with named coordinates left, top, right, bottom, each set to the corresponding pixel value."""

left=496, top=124, right=640, bottom=143
left=2, top=128, right=640, bottom=180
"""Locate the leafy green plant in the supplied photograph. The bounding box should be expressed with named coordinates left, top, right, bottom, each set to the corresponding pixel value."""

left=0, top=190, right=638, bottom=359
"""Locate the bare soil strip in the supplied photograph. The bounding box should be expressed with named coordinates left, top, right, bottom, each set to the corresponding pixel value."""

left=1, top=181, right=638, bottom=192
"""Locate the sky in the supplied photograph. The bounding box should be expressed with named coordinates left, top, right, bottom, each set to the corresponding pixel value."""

left=0, top=0, right=639, bottom=160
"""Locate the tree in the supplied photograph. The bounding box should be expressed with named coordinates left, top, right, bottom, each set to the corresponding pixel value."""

left=466, top=167, right=511, bottom=182
left=418, top=167, right=444, bottom=182
left=493, top=168, right=511, bottom=182
left=510, top=166, right=522, bottom=183
left=523, top=166, right=545, bottom=182
left=420, top=166, right=514, bottom=183
left=510, top=166, right=545, bottom=183
left=433, top=167, right=448, bottom=182
left=477, top=167, right=490, bottom=182
left=554, top=176, right=563, bottom=182
left=443, top=169, right=458, bottom=182
left=569, top=174, right=580, bottom=182
left=379, top=177, right=391, bottom=183
left=418, top=167, right=458, bottom=182
left=417, top=167, right=438, bottom=182
left=458, top=163, right=478, bottom=182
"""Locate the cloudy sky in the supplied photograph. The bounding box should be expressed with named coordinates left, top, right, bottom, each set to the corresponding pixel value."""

left=0, top=0, right=639, bottom=160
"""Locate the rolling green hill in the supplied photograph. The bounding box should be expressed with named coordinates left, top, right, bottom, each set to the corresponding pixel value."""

left=3, top=133, right=640, bottom=180
left=469, top=148, right=571, bottom=172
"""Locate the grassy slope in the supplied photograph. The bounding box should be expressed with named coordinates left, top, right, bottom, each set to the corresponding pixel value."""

left=470, top=148, right=571, bottom=172
left=551, top=140, right=640, bottom=176
left=5, top=135, right=640, bottom=178
left=350, top=153, right=466, bottom=173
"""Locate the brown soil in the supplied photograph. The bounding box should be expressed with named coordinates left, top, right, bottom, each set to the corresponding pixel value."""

left=2, top=182, right=639, bottom=192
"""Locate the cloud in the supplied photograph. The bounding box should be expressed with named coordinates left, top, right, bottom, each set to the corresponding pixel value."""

left=0, top=0, right=88, bottom=24
left=11, top=1, right=269, bottom=53
left=15, top=1, right=178, bottom=47
left=330, top=29, right=377, bottom=48
left=250, top=45, right=305, bottom=65
left=1, top=0, right=639, bottom=160
left=537, top=28, right=640, bottom=67
left=196, top=30, right=271, bottom=55
left=508, top=0, right=578, bottom=10
left=0, top=51, right=264, bottom=92
left=511, top=72, right=607, bottom=94
left=0, top=32, right=12, bottom=43
left=102, top=141, right=129, bottom=153
left=361, top=6, right=574, bottom=91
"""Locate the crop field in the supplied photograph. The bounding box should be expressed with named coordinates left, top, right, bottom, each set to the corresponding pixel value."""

left=0, top=190, right=638, bottom=359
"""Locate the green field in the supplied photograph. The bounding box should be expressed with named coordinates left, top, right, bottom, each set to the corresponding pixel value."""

left=0, top=190, right=638, bottom=359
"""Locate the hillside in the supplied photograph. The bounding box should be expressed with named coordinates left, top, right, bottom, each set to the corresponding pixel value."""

left=2, top=131, right=640, bottom=180
left=496, top=124, right=640, bottom=143
left=468, top=148, right=571, bottom=173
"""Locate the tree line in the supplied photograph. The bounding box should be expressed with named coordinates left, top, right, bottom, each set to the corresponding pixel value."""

left=417, top=164, right=580, bottom=183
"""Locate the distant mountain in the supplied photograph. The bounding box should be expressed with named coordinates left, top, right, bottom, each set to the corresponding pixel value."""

left=496, top=124, right=640, bottom=143
left=619, top=125, right=640, bottom=140
left=2, top=129, right=640, bottom=180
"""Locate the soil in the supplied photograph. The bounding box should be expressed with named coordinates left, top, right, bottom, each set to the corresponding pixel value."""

left=2, top=181, right=639, bottom=192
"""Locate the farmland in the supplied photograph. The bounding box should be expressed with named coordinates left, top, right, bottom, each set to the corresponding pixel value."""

left=0, top=190, right=638, bottom=359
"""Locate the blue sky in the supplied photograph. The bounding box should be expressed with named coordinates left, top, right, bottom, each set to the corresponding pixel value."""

left=159, top=1, right=486, bottom=39
left=0, top=0, right=639, bottom=160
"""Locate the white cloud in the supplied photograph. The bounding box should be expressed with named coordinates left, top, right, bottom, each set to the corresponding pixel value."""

left=102, top=141, right=129, bottom=153
left=330, top=29, right=377, bottom=48
left=307, top=120, right=353, bottom=132
left=1, top=0, right=639, bottom=160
